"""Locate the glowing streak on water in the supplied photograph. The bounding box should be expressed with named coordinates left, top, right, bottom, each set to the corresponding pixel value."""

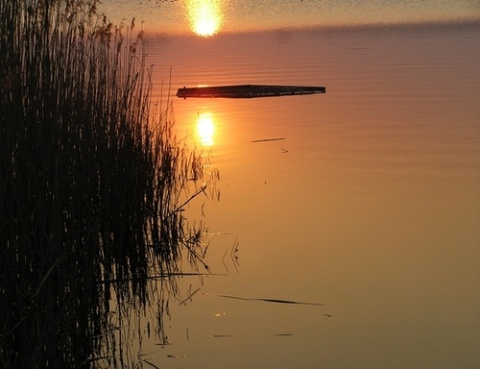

left=196, top=112, right=215, bottom=146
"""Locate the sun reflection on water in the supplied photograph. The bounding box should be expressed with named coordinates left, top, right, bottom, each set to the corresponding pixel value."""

left=196, top=112, right=215, bottom=146
left=186, top=0, right=224, bottom=36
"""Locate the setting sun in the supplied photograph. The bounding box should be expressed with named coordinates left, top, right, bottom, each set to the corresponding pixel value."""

left=186, top=0, right=223, bottom=37
left=196, top=112, right=215, bottom=146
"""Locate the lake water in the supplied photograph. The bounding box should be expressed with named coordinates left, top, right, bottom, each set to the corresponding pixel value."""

left=98, top=2, right=480, bottom=368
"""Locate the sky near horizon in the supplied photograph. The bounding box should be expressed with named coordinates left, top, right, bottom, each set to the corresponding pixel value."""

left=98, top=0, right=480, bottom=36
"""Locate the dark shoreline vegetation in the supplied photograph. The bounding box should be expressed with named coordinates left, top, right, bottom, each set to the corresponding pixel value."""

left=0, top=1, right=215, bottom=367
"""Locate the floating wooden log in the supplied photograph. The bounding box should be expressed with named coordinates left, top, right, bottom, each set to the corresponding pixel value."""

left=176, top=84, right=326, bottom=99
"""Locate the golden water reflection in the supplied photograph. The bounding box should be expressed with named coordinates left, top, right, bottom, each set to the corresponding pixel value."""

left=196, top=111, right=215, bottom=146
left=186, top=0, right=224, bottom=37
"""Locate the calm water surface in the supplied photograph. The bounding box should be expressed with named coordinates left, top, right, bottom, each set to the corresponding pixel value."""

left=99, top=2, right=480, bottom=368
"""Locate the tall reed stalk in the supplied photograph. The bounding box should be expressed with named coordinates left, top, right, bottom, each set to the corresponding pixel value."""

left=0, top=1, right=209, bottom=367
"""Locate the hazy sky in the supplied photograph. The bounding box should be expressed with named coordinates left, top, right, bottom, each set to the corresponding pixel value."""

left=98, top=0, right=480, bottom=36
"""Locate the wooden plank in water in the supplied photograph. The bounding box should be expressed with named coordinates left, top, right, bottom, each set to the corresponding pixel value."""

left=176, top=84, right=326, bottom=99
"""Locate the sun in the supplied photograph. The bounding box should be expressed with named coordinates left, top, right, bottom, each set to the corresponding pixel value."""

left=186, top=0, right=223, bottom=37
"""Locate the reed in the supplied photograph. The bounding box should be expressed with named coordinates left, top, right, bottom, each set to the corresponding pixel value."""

left=0, top=1, right=210, bottom=367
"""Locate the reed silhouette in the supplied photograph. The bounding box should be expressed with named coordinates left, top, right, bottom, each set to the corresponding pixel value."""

left=0, top=1, right=211, bottom=367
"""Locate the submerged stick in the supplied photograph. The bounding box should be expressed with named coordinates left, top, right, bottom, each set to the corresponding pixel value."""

left=175, top=183, right=207, bottom=212
left=201, top=292, right=324, bottom=306
left=250, top=137, right=286, bottom=143
left=178, top=287, right=202, bottom=306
